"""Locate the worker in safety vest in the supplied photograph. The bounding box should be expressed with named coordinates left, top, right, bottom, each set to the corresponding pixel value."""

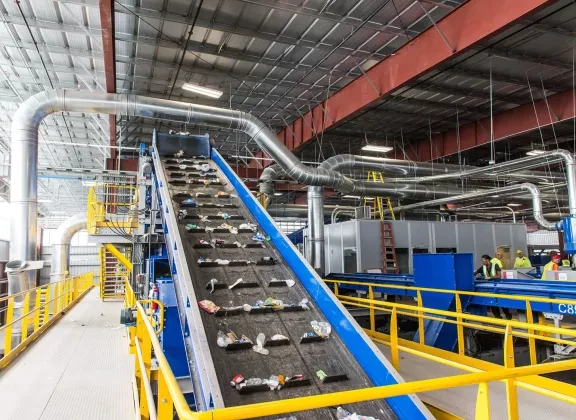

left=562, top=254, right=571, bottom=268
left=474, top=255, right=512, bottom=319
left=513, top=250, right=532, bottom=269
left=491, top=251, right=504, bottom=269
left=541, top=251, right=561, bottom=280
left=475, top=254, right=501, bottom=279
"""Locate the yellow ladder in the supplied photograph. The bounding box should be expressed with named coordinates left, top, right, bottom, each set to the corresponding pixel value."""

left=363, top=172, right=395, bottom=220
left=99, top=246, right=128, bottom=300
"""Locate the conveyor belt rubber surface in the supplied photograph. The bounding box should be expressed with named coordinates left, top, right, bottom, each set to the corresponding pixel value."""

left=162, top=157, right=397, bottom=419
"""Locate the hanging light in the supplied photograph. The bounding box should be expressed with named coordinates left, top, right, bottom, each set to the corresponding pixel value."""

left=182, top=83, right=223, bottom=99
left=361, top=145, right=393, bottom=153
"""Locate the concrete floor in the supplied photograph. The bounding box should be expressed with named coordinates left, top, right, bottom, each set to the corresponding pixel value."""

left=378, top=344, right=574, bottom=419
left=0, top=289, right=136, bottom=420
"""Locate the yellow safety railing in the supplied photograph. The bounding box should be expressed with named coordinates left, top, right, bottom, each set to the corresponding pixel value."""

left=325, top=278, right=576, bottom=363
left=100, top=246, right=130, bottom=300
left=129, top=291, right=576, bottom=419
left=87, top=184, right=138, bottom=234
left=0, top=273, right=93, bottom=369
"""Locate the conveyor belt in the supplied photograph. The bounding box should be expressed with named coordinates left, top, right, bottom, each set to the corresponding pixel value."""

left=162, top=157, right=397, bottom=419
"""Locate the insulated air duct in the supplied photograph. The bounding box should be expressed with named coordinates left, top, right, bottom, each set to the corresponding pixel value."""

left=49, top=214, right=87, bottom=283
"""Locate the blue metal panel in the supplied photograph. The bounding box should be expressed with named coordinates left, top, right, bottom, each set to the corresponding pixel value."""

left=211, top=150, right=428, bottom=420
left=413, top=254, right=474, bottom=350
left=563, top=216, right=576, bottom=253
left=157, top=278, right=192, bottom=379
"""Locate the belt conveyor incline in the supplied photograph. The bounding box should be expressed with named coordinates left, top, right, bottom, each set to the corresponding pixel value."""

left=162, top=157, right=397, bottom=420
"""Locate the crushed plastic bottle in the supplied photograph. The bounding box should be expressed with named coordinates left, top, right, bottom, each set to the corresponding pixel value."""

left=178, top=164, right=187, bottom=170
left=245, top=378, right=263, bottom=386
left=218, top=211, right=231, bottom=219
left=271, top=334, right=288, bottom=341
left=177, top=209, right=187, bottom=220
left=201, top=163, right=211, bottom=172
left=336, top=407, right=379, bottom=420
left=217, top=330, right=232, bottom=348
left=267, top=375, right=280, bottom=390
left=252, top=232, right=265, bottom=242
left=311, top=321, right=331, bottom=337
left=185, top=224, right=198, bottom=231
left=252, top=333, right=269, bottom=355
left=215, top=259, right=230, bottom=266
left=199, top=215, right=209, bottom=222
left=299, top=298, right=310, bottom=310
left=239, top=223, right=257, bottom=232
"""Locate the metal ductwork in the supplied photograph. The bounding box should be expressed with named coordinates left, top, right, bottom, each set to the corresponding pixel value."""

left=307, top=186, right=325, bottom=275
left=389, top=183, right=557, bottom=230
left=259, top=154, right=567, bottom=196
left=49, top=214, right=87, bottom=284
left=265, top=204, right=356, bottom=218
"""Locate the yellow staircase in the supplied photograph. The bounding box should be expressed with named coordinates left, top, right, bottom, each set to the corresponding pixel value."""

left=99, top=246, right=129, bottom=300
left=363, top=171, right=395, bottom=220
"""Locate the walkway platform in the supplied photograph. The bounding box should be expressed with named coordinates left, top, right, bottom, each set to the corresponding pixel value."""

left=0, top=289, right=136, bottom=420
left=378, top=345, right=573, bottom=419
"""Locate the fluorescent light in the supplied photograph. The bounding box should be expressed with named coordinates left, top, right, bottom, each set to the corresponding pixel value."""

left=526, top=150, right=545, bottom=156
left=507, top=203, right=522, bottom=207
left=361, top=145, right=393, bottom=153
left=343, top=195, right=373, bottom=200
left=182, top=83, right=223, bottom=99
left=274, top=192, right=283, bottom=196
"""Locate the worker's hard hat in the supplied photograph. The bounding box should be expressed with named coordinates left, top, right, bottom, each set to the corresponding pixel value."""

left=516, top=250, right=522, bottom=254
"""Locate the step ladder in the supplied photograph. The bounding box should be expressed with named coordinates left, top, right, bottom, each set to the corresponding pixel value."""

left=363, top=172, right=395, bottom=220
left=381, top=221, right=398, bottom=274
left=100, top=246, right=128, bottom=300
left=34, top=288, right=50, bottom=329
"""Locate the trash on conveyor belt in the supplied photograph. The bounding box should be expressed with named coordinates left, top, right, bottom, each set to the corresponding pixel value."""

left=198, top=300, right=220, bottom=314
left=252, top=333, right=269, bottom=355
left=205, top=278, right=219, bottom=293
left=185, top=223, right=198, bottom=231
left=336, top=406, right=379, bottom=420
left=239, top=222, right=257, bottom=232
left=181, top=198, right=197, bottom=206
left=269, top=279, right=295, bottom=287
left=217, top=330, right=253, bottom=350
left=311, top=320, right=332, bottom=337
left=177, top=209, right=187, bottom=220
left=228, top=278, right=244, bottom=289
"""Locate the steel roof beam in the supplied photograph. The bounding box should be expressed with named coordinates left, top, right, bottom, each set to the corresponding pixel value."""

left=406, top=87, right=576, bottom=161
left=268, top=0, right=557, bottom=161
left=99, top=0, right=117, bottom=165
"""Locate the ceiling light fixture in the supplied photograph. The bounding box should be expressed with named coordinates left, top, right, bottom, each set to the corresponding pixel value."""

left=526, top=150, right=545, bottom=156
left=361, top=145, right=393, bottom=153
left=507, top=203, right=522, bottom=207
left=343, top=195, right=374, bottom=200
left=274, top=192, right=283, bottom=196
left=182, top=83, right=223, bottom=99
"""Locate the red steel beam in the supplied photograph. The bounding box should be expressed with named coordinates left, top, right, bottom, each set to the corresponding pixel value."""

left=271, top=0, right=556, bottom=156
left=99, top=0, right=117, bottom=168
left=407, top=88, right=576, bottom=161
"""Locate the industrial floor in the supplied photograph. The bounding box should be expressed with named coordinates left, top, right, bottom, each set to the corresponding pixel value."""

left=0, top=289, right=136, bottom=420
left=378, top=345, right=574, bottom=419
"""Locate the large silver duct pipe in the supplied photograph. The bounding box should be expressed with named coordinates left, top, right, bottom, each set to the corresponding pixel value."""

left=388, top=183, right=557, bottom=230
left=266, top=204, right=356, bottom=218
left=259, top=154, right=566, bottom=195
left=9, top=89, right=364, bottom=293
left=307, top=186, right=325, bottom=275
left=49, top=214, right=87, bottom=284
left=386, top=150, right=576, bottom=215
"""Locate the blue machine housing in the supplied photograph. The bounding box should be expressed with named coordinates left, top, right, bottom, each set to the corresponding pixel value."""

left=412, top=253, right=474, bottom=350
left=562, top=216, right=576, bottom=253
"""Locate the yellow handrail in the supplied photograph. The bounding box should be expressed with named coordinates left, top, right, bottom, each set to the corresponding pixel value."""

left=130, top=290, right=576, bottom=420
left=131, top=297, right=576, bottom=419
left=325, top=278, right=576, bottom=307
left=0, top=273, right=94, bottom=369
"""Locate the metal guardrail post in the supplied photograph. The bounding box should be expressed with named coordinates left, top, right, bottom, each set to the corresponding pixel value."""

left=504, top=324, right=519, bottom=420
left=475, top=382, right=491, bottom=419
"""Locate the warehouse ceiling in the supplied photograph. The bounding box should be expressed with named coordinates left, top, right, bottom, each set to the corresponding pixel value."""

left=0, top=0, right=575, bottom=221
